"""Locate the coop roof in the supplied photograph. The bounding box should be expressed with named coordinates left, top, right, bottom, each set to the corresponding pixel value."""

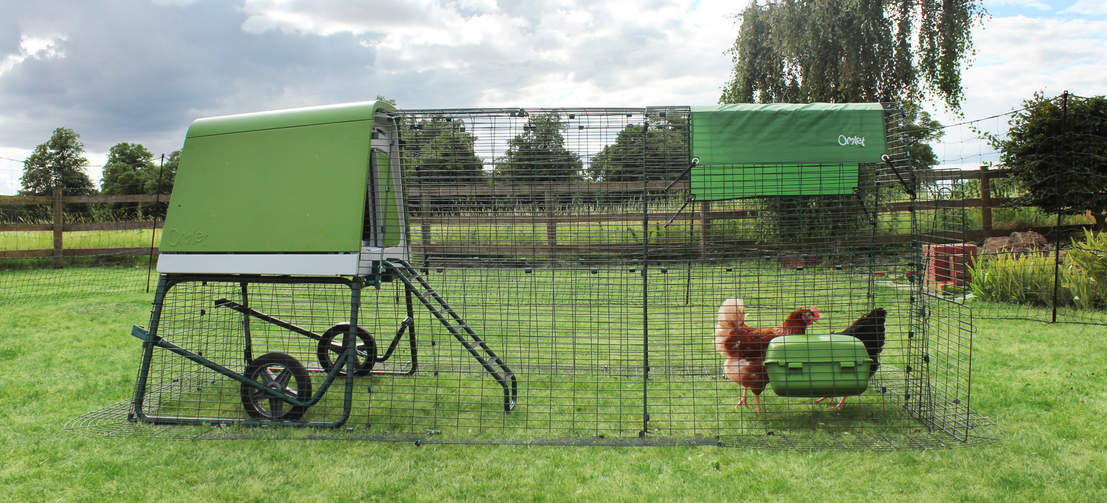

left=160, top=100, right=394, bottom=256
left=689, top=103, right=887, bottom=200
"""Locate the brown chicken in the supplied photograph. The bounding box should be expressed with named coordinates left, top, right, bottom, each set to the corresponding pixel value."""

left=714, top=298, right=820, bottom=412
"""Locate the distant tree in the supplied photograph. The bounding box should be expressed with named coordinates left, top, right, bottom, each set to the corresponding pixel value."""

left=20, top=127, right=96, bottom=196
left=990, top=93, right=1107, bottom=229
left=376, top=95, right=398, bottom=108
left=902, top=101, right=943, bottom=172
left=497, top=113, right=582, bottom=183
left=402, top=116, right=484, bottom=184
left=589, top=114, right=689, bottom=183
left=144, top=150, right=179, bottom=195
left=100, top=142, right=155, bottom=195
left=720, top=0, right=986, bottom=111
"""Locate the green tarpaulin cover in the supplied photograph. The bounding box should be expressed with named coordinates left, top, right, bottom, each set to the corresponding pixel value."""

left=690, top=103, right=886, bottom=200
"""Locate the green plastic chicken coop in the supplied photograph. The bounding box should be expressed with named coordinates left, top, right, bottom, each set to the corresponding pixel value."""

left=131, top=100, right=517, bottom=426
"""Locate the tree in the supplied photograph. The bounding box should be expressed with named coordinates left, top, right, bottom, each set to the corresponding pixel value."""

left=496, top=113, right=582, bottom=183
left=100, top=142, right=155, bottom=195
left=990, top=93, right=1107, bottom=229
left=402, top=116, right=485, bottom=185
left=20, top=127, right=96, bottom=196
left=720, top=0, right=985, bottom=111
left=145, top=150, right=180, bottom=195
left=726, top=0, right=987, bottom=110
left=101, top=145, right=177, bottom=195
left=901, top=101, right=943, bottom=171
left=589, top=114, right=689, bottom=183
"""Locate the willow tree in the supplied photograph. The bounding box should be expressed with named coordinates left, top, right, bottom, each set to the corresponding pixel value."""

left=720, top=0, right=985, bottom=111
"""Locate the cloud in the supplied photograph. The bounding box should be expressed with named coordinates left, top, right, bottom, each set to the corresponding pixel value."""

left=1065, top=0, right=1107, bottom=16
left=0, top=34, right=65, bottom=77
left=986, top=0, right=1052, bottom=11
left=0, top=1, right=379, bottom=156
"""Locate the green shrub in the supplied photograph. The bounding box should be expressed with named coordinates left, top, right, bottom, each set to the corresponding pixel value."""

left=969, top=253, right=1060, bottom=306
left=969, top=229, right=1107, bottom=309
left=1064, top=228, right=1107, bottom=309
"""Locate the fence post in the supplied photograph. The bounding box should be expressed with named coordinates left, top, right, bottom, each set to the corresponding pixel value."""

left=545, top=188, right=557, bottom=250
left=420, top=194, right=431, bottom=248
left=979, top=165, right=992, bottom=233
left=52, top=189, right=63, bottom=268
left=699, top=201, right=711, bottom=258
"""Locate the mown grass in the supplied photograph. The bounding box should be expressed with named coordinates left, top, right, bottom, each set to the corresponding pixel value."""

left=2, top=268, right=1106, bottom=501
left=0, top=229, right=161, bottom=251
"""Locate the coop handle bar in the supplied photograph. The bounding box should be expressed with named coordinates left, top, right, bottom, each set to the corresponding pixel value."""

left=130, top=325, right=350, bottom=409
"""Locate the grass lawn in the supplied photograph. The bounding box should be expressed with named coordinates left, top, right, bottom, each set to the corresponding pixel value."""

left=1, top=269, right=1106, bottom=502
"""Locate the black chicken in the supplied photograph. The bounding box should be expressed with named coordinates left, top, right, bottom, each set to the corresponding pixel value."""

left=820, top=307, right=887, bottom=410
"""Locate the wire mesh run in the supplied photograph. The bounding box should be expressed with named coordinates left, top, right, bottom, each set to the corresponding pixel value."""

left=123, top=106, right=983, bottom=447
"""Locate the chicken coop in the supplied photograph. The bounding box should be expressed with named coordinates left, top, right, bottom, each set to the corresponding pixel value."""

left=127, top=100, right=980, bottom=447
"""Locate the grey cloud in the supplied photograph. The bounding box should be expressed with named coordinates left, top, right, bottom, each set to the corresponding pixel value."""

left=1, top=1, right=379, bottom=155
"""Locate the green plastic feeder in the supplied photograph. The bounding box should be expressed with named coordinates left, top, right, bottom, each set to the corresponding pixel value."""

left=764, top=334, right=873, bottom=397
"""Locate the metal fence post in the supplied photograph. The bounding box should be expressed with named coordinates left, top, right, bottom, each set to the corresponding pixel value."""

left=545, top=188, right=556, bottom=251
left=699, top=201, right=711, bottom=258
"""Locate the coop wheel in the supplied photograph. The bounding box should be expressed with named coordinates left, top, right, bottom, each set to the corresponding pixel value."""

left=240, top=352, right=312, bottom=421
left=316, top=323, right=377, bottom=376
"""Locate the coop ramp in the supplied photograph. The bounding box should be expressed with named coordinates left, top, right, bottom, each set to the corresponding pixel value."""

left=383, top=258, right=519, bottom=412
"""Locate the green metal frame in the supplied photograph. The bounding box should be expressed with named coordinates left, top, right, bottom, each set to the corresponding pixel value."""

left=130, top=274, right=365, bottom=427
left=130, top=258, right=517, bottom=427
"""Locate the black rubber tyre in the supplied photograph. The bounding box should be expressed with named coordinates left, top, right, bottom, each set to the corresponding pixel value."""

left=240, top=352, right=312, bottom=421
left=316, top=323, right=377, bottom=376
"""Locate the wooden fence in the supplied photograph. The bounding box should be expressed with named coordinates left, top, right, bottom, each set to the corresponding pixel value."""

left=408, top=166, right=1089, bottom=256
left=0, top=167, right=1090, bottom=265
left=0, top=192, right=167, bottom=266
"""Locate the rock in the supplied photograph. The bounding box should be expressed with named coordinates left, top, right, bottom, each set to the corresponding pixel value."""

left=982, top=236, right=1010, bottom=255
left=981, top=231, right=1050, bottom=255
left=1008, top=231, right=1049, bottom=253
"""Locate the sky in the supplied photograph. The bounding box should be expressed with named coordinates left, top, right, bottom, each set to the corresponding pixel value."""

left=0, top=0, right=1104, bottom=194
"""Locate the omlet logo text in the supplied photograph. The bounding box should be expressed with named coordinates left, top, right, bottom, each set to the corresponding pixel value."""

left=838, top=135, right=866, bottom=147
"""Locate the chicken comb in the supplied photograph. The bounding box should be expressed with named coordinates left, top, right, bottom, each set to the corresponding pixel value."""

left=811, top=306, right=820, bottom=318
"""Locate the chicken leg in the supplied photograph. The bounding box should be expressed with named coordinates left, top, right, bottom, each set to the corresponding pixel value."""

left=815, top=396, right=850, bottom=411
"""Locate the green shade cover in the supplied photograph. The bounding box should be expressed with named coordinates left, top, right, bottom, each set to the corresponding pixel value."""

left=690, top=103, right=886, bottom=200
left=161, top=101, right=394, bottom=254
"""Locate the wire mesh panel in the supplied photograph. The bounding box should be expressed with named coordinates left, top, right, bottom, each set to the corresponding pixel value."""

left=395, top=108, right=677, bottom=440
